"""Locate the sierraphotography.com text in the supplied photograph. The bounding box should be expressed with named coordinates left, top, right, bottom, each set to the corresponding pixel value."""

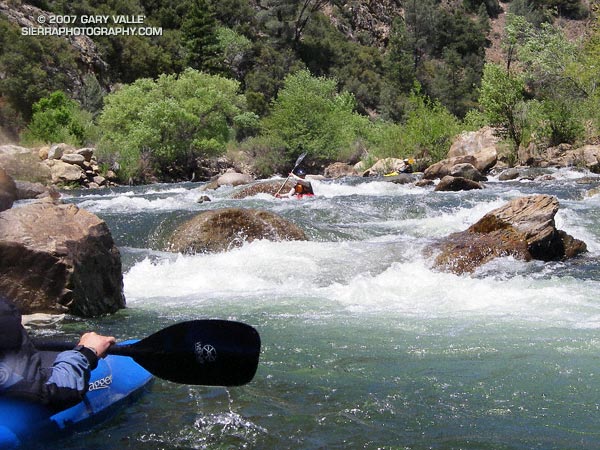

left=21, top=14, right=162, bottom=36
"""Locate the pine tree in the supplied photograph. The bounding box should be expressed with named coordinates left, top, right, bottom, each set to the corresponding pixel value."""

left=181, top=0, right=221, bottom=72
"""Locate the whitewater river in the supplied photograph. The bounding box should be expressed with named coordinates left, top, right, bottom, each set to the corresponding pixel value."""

left=47, top=168, right=600, bottom=449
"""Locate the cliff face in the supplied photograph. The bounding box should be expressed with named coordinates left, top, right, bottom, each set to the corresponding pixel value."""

left=0, top=1, right=108, bottom=92
left=326, top=0, right=403, bottom=47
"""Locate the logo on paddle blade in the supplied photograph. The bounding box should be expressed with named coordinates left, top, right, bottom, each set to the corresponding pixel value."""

left=194, top=342, right=217, bottom=364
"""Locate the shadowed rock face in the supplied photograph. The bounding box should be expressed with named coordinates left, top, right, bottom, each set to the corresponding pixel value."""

left=166, top=208, right=307, bottom=254
left=0, top=203, right=125, bottom=316
left=428, top=195, right=587, bottom=274
left=434, top=176, right=483, bottom=192
left=0, top=167, right=16, bottom=212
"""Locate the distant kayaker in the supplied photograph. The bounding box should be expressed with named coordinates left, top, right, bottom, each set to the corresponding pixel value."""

left=276, top=168, right=314, bottom=198
left=0, top=296, right=115, bottom=410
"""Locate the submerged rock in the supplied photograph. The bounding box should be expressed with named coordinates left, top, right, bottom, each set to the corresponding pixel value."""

left=428, top=195, right=587, bottom=274
left=0, top=202, right=125, bottom=316
left=166, top=207, right=307, bottom=254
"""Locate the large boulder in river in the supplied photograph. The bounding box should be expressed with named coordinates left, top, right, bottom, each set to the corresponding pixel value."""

left=46, top=159, right=85, bottom=183
left=15, top=181, right=60, bottom=201
left=0, top=202, right=125, bottom=316
left=424, top=127, right=499, bottom=181
left=428, top=195, right=587, bottom=274
left=230, top=180, right=295, bottom=199
left=0, top=166, right=17, bottom=211
left=166, top=208, right=307, bottom=254
left=449, top=163, right=487, bottom=181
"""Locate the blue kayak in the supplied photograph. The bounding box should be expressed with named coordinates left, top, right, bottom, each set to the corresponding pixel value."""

left=0, top=341, right=153, bottom=448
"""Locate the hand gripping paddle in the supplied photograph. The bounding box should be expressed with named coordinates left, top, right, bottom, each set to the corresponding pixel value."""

left=35, top=320, right=261, bottom=386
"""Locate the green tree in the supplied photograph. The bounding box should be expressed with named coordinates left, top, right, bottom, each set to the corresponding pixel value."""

left=261, top=69, right=369, bottom=166
left=181, top=0, right=221, bottom=72
left=79, top=74, right=105, bottom=117
left=208, top=0, right=256, bottom=35
left=381, top=17, right=418, bottom=121
left=463, top=0, right=502, bottom=17
left=0, top=17, right=78, bottom=120
left=215, top=27, right=253, bottom=80
left=244, top=45, right=304, bottom=115
left=256, top=0, right=326, bottom=47
left=479, top=62, right=527, bottom=149
left=366, top=86, right=461, bottom=164
left=299, top=13, right=384, bottom=114
left=97, top=69, right=249, bottom=183
left=22, top=91, right=93, bottom=146
left=401, top=86, right=462, bottom=163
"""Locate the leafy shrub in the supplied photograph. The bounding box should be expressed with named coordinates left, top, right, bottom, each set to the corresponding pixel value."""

left=21, top=91, right=93, bottom=146
left=363, top=86, right=461, bottom=164
left=540, top=99, right=584, bottom=146
left=239, top=134, right=288, bottom=178
left=261, top=69, right=370, bottom=167
left=479, top=63, right=527, bottom=149
left=401, top=87, right=462, bottom=163
left=97, top=68, right=248, bottom=183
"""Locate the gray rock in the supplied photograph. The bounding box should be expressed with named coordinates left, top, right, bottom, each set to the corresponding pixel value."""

left=47, top=160, right=84, bottom=183
left=216, top=171, right=254, bottom=187
left=449, top=163, right=487, bottom=181
left=61, top=153, right=86, bottom=167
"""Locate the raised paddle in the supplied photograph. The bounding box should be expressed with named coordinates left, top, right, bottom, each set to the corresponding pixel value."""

left=34, top=320, right=261, bottom=387
left=275, top=151, right=307, bottom=197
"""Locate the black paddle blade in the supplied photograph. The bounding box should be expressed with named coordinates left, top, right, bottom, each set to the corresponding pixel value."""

left=111, top=320, right=261, bottom=386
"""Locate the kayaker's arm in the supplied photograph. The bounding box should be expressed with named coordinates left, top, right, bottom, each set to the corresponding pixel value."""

left=0, top=296, right=119, bottom=411
left=43, top=349, right=95, bottom=408
left=43, top=333, right=115, bottom=409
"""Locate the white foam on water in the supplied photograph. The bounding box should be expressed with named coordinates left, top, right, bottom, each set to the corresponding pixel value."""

left=323, top=256, right=600, bottom=327
left=310, top=179, right=423, bottom=198
left=124, top=233, right=600, bottom=329
left=404, top=197, right=509, bottom=238
left=124, top=239, right=330, bottom=304
left=77, top=187, right=208, bottom=213
left=556, top=208, right=600, bottom=253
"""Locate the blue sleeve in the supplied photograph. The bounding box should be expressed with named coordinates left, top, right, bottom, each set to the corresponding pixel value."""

left=44, top=349, right=97, bottom=409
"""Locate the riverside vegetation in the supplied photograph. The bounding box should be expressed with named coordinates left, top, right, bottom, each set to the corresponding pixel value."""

left=0, top=0, right=599, bottom=183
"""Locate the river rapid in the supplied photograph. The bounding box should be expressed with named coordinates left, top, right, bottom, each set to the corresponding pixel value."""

left=41, top=168, right=600, bottom=449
